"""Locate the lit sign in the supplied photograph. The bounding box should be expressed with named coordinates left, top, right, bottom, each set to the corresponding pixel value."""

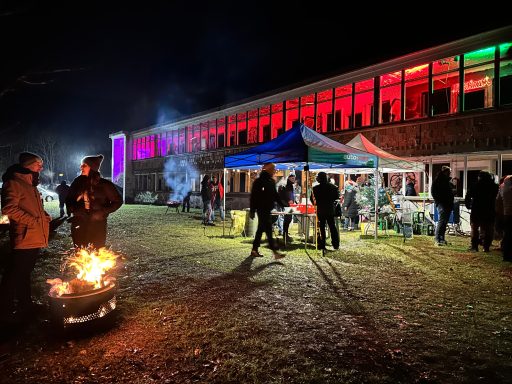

left=451, top=76, right=492, bottom=93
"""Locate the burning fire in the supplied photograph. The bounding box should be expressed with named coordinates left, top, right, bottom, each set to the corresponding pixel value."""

left=0, top=215, right=9, bottom=224
left=47, top=247, right=118, bottom=297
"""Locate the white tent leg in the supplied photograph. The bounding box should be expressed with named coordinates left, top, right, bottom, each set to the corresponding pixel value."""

left=422, top=171, right=426, bottom=211
left=374, top=169, right=379, bottom=240
left=223, top=168, right=226, bottom=237
left=305, top=167, right=309, bottom=250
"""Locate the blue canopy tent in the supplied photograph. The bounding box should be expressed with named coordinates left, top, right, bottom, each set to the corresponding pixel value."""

left=222, top=122, right=381, bottom=240
left=224, top=122, right=377, bottom=170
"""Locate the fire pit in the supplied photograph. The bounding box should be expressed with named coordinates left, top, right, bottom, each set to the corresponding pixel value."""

left=166, top=200, right=181, bottom=213
left=49, top=283, right=117, bottom=329
left=47, top=247, right=119, bottom=331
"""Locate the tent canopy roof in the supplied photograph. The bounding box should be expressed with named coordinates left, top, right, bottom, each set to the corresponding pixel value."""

left=344, top=133, right=424, bottom=173
left=224, top=123, right=377, bottom=170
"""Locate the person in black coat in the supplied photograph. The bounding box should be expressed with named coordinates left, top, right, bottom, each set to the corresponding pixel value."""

left=341, top=182, right=359, bottom=230
left=312, top=172, right=340, bottom=250
left=277, top=174, right=296, bottom=241
left=249, top=163, right=285, bottom=259
left=182, top=190, right=192, bottom=213
left=200, top=175, right=213, bottom=225
left=405, top=177, right=417, bottom=196
left=465, top=171, right=499, bottom=252
left=431, top=166, right=455, bottom=246
left=66, top=155, right=122, bottom=249
left=55, top=180, right=70, bottom=217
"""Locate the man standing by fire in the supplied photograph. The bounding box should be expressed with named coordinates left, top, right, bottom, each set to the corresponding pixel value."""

left=0, top=152, right=51, bottom=325
left=66, top=155, right=122, bottom=249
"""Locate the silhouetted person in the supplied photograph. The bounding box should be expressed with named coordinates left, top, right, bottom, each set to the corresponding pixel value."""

left=431, top=166, right=454, bottom=246
left=249, top=163, right=285, bottom=259
left=496, top=175, right=512, bottom=262
left=182, top=190, right=192, bottom=213
left=277, top=173, right=295, bottom=241
left=465, top=171, right=498, bottom=252
left=200, top=175, right=213, bottom=225
left=55, top=180, right=70, bottom=217
left=210, top=175, right=225, bottom=221
left=312, top=172, right=340, bottom=250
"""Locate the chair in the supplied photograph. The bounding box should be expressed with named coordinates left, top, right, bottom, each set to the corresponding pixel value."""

left=229, top=210, right=247, bottom=237
left=363, top=213, right=390, bottom=236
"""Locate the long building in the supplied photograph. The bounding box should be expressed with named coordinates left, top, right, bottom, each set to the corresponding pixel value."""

left=110, top=26, right=512, bottom=208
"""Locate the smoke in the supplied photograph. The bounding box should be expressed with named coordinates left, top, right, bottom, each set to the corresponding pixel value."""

left=163, top=157, right=199, bottom=201
left=156, top=105, right=182, bottom=126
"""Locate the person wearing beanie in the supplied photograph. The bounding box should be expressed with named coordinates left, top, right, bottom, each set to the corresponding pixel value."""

left=19, top=152, right=43, bottom=168
left=66, top=154, right=122, bottom=249
left=1, top=152, right=51, bottom=325
left=312, top=171, right=340, bottom=251
left=81, top=154, right=104, bottom=173
left=249, top=163, right=285, bottom=259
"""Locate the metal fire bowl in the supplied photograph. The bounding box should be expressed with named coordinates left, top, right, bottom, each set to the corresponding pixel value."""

left=49, top=283, right=117, bottom=330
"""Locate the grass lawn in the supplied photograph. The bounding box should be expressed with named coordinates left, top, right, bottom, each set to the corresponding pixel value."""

left=1, top=202, right=511, bottom=383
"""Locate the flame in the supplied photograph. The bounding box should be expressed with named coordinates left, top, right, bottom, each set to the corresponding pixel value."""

left=69, top=247, right=117, bottom=288
left=47, top=247, right=118, bottom=297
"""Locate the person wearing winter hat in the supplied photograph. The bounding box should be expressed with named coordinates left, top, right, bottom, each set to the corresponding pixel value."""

left=249, top=163, right=285, bottom=259
left=1, top=152, right=51, bottom=325
left=81, top=154, right=104, bottom=173
left=66, top=154, right=122, bottom=249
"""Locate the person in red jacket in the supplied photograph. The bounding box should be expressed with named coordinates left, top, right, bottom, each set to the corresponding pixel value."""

left=0, top=152, right=51, bottom=323
left=210, top=175, right=225, bottom=221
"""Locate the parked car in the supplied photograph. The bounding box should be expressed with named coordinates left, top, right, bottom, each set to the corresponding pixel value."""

left=38, top=186, right=59, bottom=202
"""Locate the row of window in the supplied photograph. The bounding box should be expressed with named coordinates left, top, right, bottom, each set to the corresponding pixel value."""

left=132, top=43, right=512, bottom=160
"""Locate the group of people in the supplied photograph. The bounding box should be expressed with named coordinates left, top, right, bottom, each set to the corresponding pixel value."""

left=200, top=174, right=224, bottom=226
left=249, top=163, right=345, bottom=258
left=0, top=152, right=122, bottom=326
left=432, top=165, right=511, bottom=262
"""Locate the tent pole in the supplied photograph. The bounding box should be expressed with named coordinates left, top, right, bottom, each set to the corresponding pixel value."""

left=305, top=164, right=309, bottom=250
left=422, top=171, right=426, bottom=212
left=374, top=169, right=379, bottom=240
left=223, top=168, right=226, bottom=237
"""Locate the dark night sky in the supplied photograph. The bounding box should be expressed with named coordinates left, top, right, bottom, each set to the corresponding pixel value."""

left=0, top=1, right=510, bottom=148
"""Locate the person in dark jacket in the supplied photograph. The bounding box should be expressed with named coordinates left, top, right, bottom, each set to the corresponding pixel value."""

left=312, top=172, right=340, bottom=250
left=249, top=163, right=285, bottom=259
left=277, top=174, right=296, bottom=241
left=66, top=155, right=122, bottom=249
left=210, top=175, right=225, bottom=221
left=405, top=177, right=417, bottom=196
left=431, top=166, right=455, bottom=246
left=182, top=190, right=192, bottom=213
left=1, top=152, right=51, bottom=323
left=200, top=175, right=213, bottom=225
left=465, top=171, right=499, bottom=252
left=55, top=180, right=70, bottom=217
left=496, top=175, right=512, bottom=261
left=341, top=181, right=359, bottom=230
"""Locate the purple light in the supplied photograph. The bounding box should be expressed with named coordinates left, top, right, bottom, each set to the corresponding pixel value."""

left=112, top=137, right=124, bottom=184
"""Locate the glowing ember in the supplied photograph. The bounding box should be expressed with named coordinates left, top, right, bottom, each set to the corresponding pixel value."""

left=47, top=247, right=118, bottom=297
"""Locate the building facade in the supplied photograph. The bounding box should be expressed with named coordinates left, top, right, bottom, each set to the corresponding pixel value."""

left=110, top=26, right=512, bottom=207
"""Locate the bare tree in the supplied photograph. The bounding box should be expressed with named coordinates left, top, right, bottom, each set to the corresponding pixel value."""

left=34, top=133, right=59, bottom=185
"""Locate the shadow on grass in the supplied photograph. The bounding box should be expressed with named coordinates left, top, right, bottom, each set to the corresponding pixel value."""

left=307, top=254, right=364, bottom=314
